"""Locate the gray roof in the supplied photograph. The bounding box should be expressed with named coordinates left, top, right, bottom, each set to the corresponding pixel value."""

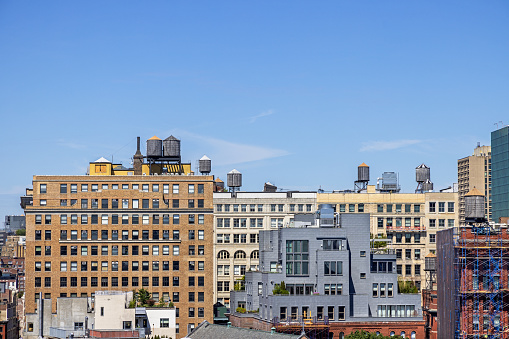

left=184, top=321, right=308, bottom=339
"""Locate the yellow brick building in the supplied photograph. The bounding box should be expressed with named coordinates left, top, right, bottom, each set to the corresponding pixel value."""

left=23, top=139, right=214, bottom=338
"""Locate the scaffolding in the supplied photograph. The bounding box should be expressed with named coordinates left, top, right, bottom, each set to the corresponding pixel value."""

left=271, top=315, right=330, bottom=339
left=454, top=224, right=509, bottom=338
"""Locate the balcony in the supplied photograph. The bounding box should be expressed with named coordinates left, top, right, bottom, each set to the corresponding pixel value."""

left=386, top=225, right=425, bottom=232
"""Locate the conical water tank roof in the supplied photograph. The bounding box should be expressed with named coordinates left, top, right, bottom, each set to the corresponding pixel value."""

left=416, top=163, right=430, bottom=183
left=199, top=155, right=211, bottom=174
left=465, top=187, right=485, bottom=221
left=227, top=169, right=242, bottom=188
left=163, top=135, right=181, bottom=157
left=358, top=163, right=369, bottom=182
left=147, top=136, right=163, bottom=157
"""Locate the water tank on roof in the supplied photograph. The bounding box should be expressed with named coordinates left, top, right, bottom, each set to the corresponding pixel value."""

left=416, top=164, right=430, bottom=183
left=227, top=169, right=242, bottom=188
left=422, top=179, right=434, bottom=192
left=199, top=155, right=211, bottom=174
left=358, top=163, right=369, bottom=182
left=425, top=255, right=436, bottom=271
left=465, top=188, right=485, bottom=222
left=147, top=136, right=162, bottom=157
left=163, top=136, right=181, bottom=157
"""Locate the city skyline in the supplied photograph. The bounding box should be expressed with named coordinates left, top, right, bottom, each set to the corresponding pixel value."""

left=1, top=1, right=508, bottom=218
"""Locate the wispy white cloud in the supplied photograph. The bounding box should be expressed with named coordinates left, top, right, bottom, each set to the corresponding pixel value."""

left=360, top=139, right=422, bottom=152
left=174, top=130, right=289, bottom=166
left=249, top=109, right=274, bottom=123
left=57, top=139, right=87, bottom=150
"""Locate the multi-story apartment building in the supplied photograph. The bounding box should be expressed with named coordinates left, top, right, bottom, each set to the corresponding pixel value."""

left=318, top=186, right=458, bottom=289
left=213, top=190, right=316, bottom=307
left=230, top=209, right=424, bottom=338
left=458, top=144, right=491, bottom=224
left=491, top=125, right=509, bottom=222
left=437, top=188, right=509, bottom=338
left=22, top=136, right=215, bottom=338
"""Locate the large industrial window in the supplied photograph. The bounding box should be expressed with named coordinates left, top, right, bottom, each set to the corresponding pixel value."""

left=286, top=240, right=309, bottom=276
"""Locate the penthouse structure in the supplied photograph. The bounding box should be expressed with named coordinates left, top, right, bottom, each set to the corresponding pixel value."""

left=230, top=208, right=424, bottom=338
left=22, top=136, right=215, bottom=338
left=213, top=185, right=316, bottom=307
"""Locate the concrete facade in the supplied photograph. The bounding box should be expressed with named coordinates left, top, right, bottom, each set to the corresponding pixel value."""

left=230, top=212, right=423, bottom=338
left=317, top=188, right=458, bottom=289
left=213, top=191, right=316, bottom=306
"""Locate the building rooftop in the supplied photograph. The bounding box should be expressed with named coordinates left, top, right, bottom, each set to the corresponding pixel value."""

left=184, top=321, right=307, bottom=339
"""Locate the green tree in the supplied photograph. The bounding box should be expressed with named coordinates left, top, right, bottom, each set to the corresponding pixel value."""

left=134, top=288, right=151, bottom=306
left=272, top=281, right=289, bottom=295
left=158, top=297, right=166, bottom=307
left=398, top=279, right=418, bottom=294
left=16, top=229, right=26, bottom=236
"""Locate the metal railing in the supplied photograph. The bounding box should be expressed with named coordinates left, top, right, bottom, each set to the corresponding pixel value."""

left=49, top=327, right=85, bottom=339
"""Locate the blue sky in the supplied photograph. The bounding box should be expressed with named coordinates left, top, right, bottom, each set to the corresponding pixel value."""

left=0, top=1, right=508, bottom=219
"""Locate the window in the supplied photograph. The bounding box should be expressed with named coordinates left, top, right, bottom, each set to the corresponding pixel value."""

left=338, top=306, right=345, bottom=320
left=448, top=219, right=455, bottom=228
left=439, top=219, right=445, bottom=227
left=439, top=202, right=445, bottom=213
left=448, top=202, right=454, bottom=212
left=349, top=204, right=355, bottom=212
left=198, top=230, right=204, bottom=240
left=286, top=240, right=309, bottom=276
left=429, top=219, right=436, bottom=228
left=188, top=184, right=195, bottom=194
left=60, top=184, right=67, bottom=194
left=173, top=184, right=179, bottom=194
left=160, top=318, right=169, bottom=328
left=324, top=261, right=343, bottom=275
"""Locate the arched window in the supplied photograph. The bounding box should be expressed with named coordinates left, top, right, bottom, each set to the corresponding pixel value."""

left=217, top=250, right=230, bottom=259
left=411, top=332, right=416, bottom=339
left=250, top=250, right=259, bottom=259
left=234, top=250, right=247, bottom=259
left=390, top=332, right=395, bottom=337
left=339, top=332, right=344, bottom=339
left=401, top=332, right=406, bottom=338
left=328, top=333, right=334, bottom=339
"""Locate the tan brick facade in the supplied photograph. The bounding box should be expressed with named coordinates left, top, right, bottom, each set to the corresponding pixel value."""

left=25, top=175, right=214, bottom=338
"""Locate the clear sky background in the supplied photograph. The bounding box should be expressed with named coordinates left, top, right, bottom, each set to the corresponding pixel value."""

left=0, top=1, right=508, bottom=220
